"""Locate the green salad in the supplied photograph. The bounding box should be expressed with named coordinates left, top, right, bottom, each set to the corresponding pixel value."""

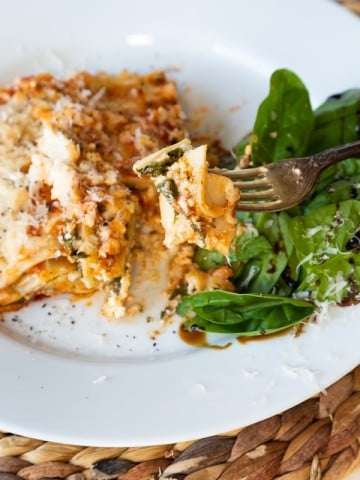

left=178, top=69, right=360, bottom=336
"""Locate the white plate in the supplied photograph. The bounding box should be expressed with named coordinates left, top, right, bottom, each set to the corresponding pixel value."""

left=1, top=0, right=360, bottom=447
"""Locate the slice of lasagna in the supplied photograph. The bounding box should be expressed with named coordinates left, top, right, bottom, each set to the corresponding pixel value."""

left=133, top=139, right=240, bottom=255
left=0, top=70, right=187, bottom=318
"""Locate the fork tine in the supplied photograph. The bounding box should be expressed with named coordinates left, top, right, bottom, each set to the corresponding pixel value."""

left=236, top=199, right=284, bottom=212
left=239, top=189, right=278, bottom=200
left=234, top=178, right=272, bottom=190
left=210, top=166, right=267, bottom=180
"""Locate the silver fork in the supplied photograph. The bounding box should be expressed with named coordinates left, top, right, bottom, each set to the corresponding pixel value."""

left=211, top=140, right=360, bottom=212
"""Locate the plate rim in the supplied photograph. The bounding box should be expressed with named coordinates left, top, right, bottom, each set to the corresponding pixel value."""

left=0, top=0, right=360, bottom=446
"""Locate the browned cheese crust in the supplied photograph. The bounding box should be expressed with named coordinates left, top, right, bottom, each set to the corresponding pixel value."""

left=0, top=70, right=187, bottom=318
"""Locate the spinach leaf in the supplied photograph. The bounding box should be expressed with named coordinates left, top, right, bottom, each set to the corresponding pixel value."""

left=289, top=200, right=360, bottom=258
left=231, top=230, right=287, bottom=294
left=178, top=291, right=314, bottom=335
left=230, top=228, right=272, bottom=264
left=295, top=255, right=360, bottom=304
left=239, top=69, right=314, bottom=165
left=287, top=199, right=360, bottom=302
left=307, top=89, right=360, bottom=153
left=236, top=81, right=360, bottom=176
left=230, top=212, right=295, bottom=294
left=304, top=174, right=360, bottom=215
left=231, top=252, right=282, bottom=295
left=302, top=89, right=360, bottom=202
left=194, top=248, right=226, bottom=271
left=305, top=157, right=360, bottom=202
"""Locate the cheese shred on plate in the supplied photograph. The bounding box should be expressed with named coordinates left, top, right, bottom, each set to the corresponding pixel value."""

left=0, top=70, right=187, bottom=319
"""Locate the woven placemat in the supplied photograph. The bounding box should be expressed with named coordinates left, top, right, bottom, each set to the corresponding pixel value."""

left=1, top=2, right=360, bottom=480
left=338, top=0, right=360, bottom=14
left=0, top=365, right=359, bottom=480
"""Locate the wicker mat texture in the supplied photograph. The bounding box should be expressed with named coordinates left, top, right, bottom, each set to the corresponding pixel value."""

left=1, top=2, right=360, bottom=480
left=339, top=0, right=360, bottom=14
left=0, top=365, right=360, bottom=480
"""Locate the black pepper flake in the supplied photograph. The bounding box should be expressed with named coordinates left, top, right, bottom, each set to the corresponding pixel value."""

left=346, top=237, right=360, bottom=250
left=349, top=186, right=358, bottom=199
left=346, top=229, right=360, bottom=250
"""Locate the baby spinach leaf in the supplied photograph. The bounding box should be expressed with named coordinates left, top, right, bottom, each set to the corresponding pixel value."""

left=304, top=174, right=360, bottom=215
left=194, top=248, right=226, bottom=271
left=306, top=157, right=360, bottom=202
left=246, top=251, right=288, bottom=293
left=178, top=291, right=315, bottom=335
left=307, top=89, right=360, bottom=154
left=287, top=199, right=360, bottom=302
left=288, top=200, right=360, bottom=258
left=230, top=229, right=272, bottom=264
left=246, top=69, right=314, bottom=165
left=299, top=89, right=360, bottom=203
left=295, top=255, right=360, bottom=303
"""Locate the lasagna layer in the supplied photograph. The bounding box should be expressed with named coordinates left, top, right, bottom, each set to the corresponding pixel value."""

left=0, top=70, right=187, bottom=318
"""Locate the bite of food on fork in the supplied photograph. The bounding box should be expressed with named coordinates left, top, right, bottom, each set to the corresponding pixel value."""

left=133, top=139, right=241, bottom=256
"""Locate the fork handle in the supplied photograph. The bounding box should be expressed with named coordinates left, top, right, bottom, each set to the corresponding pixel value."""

left=311, top=140, right=360, bottom=170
